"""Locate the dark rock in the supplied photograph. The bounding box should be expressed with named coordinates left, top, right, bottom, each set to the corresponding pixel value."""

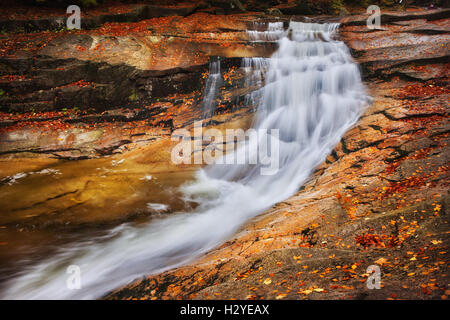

left=279, top=2, right=315, bottom=15
left=0, top=4, right=201, bottom=33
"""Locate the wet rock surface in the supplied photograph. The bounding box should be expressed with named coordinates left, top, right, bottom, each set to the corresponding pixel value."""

left=0, top=10, right=270, bottom=158
left=107, top=9, right=449, bottom=300
left=341, top=9, right=450, bottom=81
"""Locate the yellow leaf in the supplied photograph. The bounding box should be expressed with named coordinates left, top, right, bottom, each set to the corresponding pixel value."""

left=375, top=258, right=388, bottom=265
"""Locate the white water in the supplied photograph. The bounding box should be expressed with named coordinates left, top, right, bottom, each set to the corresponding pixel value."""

left=247, top=21, right=285, bottom=42
left=241, top=57, right=270, bottom=108
left=202, top=57, right=222, bottom=118
left=1, top=22, right=368, bottom=299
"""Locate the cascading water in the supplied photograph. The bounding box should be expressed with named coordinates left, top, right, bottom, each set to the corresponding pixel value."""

left=202, top=57, right=222, bottom=118
left=247, top=21, right=285, bottom=42
left=241, top=57, right=270, bottom=108
left=1, top=21, right=368, bottom=299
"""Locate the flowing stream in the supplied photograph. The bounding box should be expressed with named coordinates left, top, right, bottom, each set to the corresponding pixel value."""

left=202, top=57, right=222, bottom=118
left=1, top=21, right=368, bottom=299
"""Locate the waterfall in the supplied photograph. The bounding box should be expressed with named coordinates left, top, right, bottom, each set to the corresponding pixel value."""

left=201, top=57, right=222, bottom=118
left=247, top=21, right=285, bottom=42
left=1, top=21, right=368, bottom=299
left=241, top=57, right=270, bottom=109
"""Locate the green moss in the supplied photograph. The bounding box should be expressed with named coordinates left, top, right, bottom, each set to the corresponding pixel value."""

left=81, top=0, right=98, bottom=8
left=330, top=0, right=346, bottom=15
left=128, top=88, right=139, bottom=102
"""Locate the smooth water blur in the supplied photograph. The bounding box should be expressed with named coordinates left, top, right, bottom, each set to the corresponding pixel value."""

left=202, top=57, right=222, bottom=118
left=1, top=21, right=368, bottom=299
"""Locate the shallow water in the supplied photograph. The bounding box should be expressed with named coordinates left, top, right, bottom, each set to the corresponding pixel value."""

left=0, top=150, right=196, bottom=291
